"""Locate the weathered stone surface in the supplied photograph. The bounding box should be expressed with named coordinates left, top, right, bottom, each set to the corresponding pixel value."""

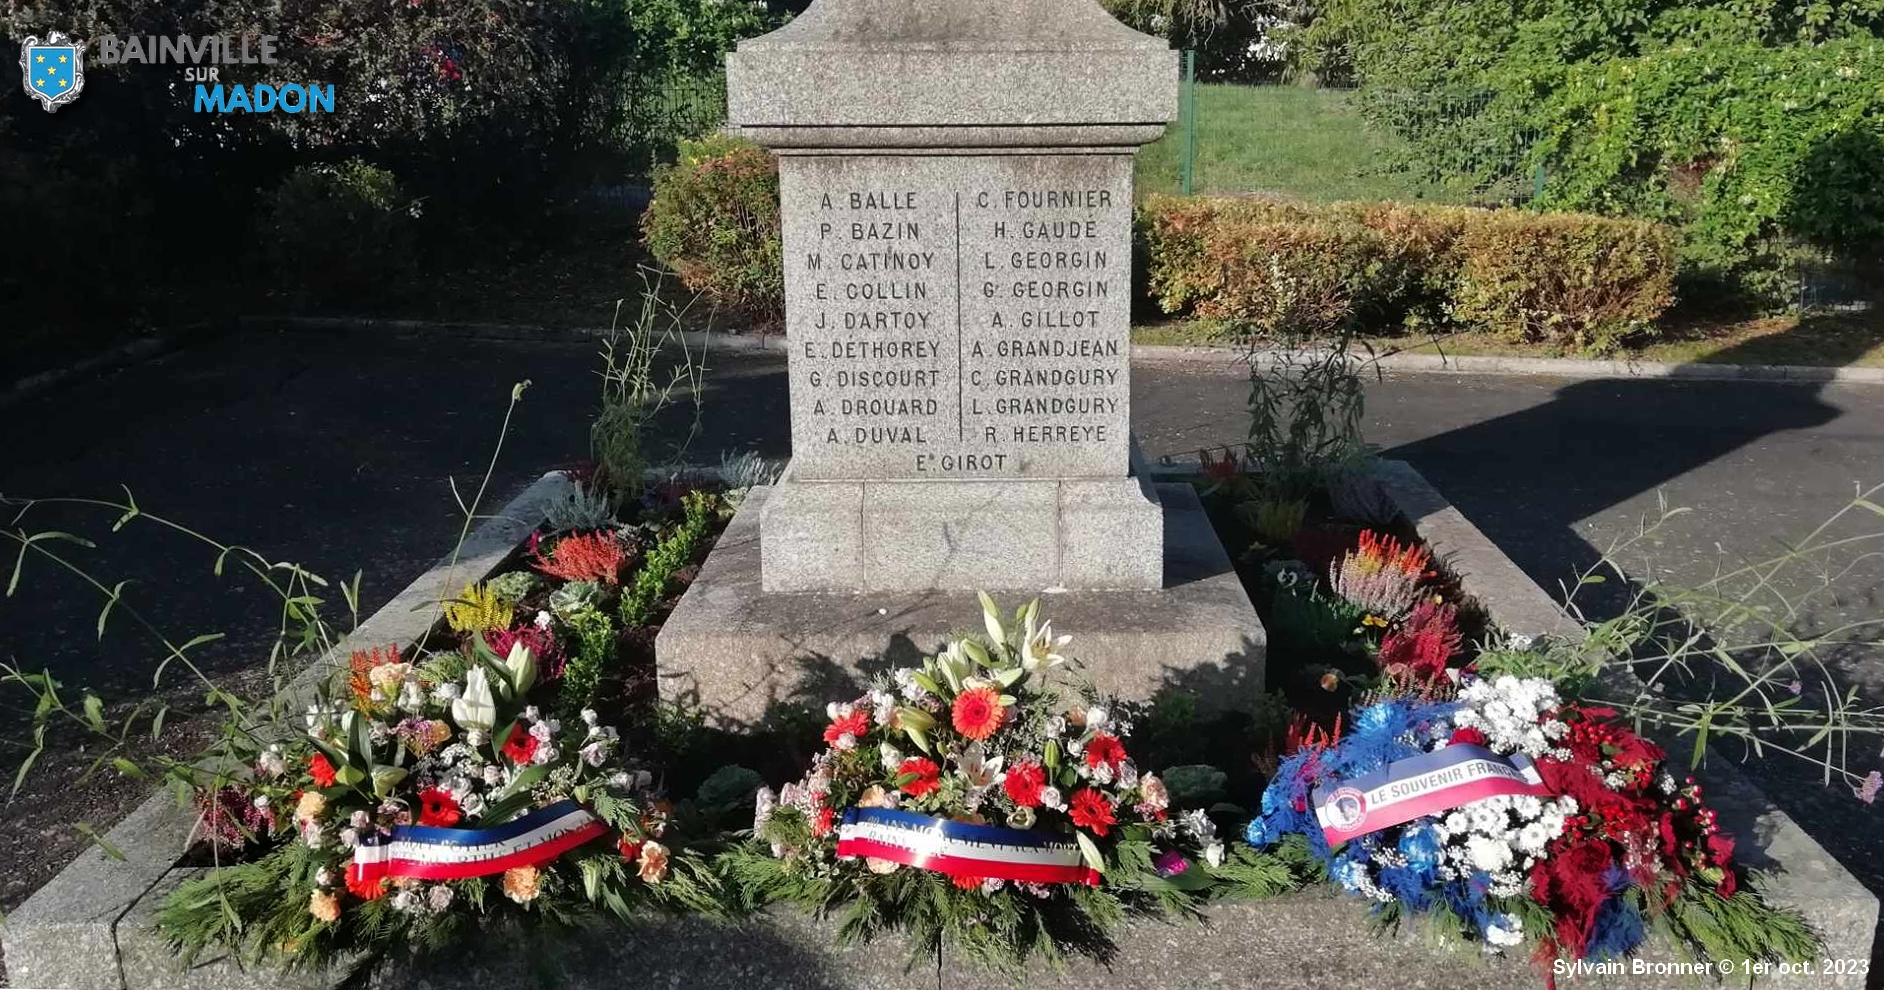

left=860, top=478, right=1060, bottom=590
left=662, top=483, right=1262, bottom=725
left=726, top=0, right=1176, bottom=139
left=1059, top=474, right=1164, bottom=589
left=779, top=154, right=1134, bottom=482
left=758, top=474, right=864, bottom=593
left=733, top=0, right=1172, bottom=594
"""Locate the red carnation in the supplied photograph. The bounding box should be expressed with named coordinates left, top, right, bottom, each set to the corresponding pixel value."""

left=417, top=787, right=462, bottom=828
left=618, top=834, right=643, bottom=862
left=1084, top=732, right=1126, bottom=770
left=1068, top=788, right=1116, bottom=837
left=345, top=870, right=387, bottom=901
left=1449, top=726, right=1488, bottom=748
left=951, top=687, right=1007, bottom=741
left=897, top=757, right=941, bottom=798
left=1004, top=760, right=1047, bottom=808
left=823, top=708, right=871, bottom=746
left=501, top=724, right=539, bottom=765
left=813, top=804, right=836, bottom=837
left=308, top=753, right=337, bottom=788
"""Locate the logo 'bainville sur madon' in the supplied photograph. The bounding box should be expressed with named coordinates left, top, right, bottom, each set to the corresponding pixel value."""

left=20, top=32, right=335, bottom=113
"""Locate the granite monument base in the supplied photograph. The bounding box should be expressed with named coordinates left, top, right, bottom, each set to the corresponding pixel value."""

left=657, top=482, right=1263, bottom=725
left=759, top=465, right=1164, bottom=593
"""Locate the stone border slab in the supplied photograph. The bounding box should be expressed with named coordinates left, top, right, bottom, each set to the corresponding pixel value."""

left=0, top=471, right=573, bottom=990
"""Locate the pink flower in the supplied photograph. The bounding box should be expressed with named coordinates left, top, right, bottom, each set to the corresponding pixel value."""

left=1153, top=849, right=1189, bottom=877
left=1857, top=770, right=1882, bottom=805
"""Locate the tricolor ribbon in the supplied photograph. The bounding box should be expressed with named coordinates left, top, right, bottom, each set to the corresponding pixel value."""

left=835, top=807, right=1101, bottom=886
left=348, top=798, right=609, bottom=885
left=1312, top=743, right=1553, bottom=847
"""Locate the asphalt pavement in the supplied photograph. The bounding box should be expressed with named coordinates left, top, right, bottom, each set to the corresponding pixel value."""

left=2, top=328, right=1881, bottom=923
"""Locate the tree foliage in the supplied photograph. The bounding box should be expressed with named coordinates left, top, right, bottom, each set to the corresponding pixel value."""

left=1286, top=0, right=1884, bottom=301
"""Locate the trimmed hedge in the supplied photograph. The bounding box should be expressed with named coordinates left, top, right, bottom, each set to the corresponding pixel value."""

left=639, top=141, right=1677, bottom=352
left=1139, top=195, right=1676, bottom=352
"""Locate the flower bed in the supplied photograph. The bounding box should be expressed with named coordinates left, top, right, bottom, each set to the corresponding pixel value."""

left=6, top=464, right=1866, bottom=990
left=152, top=474, right=742, bottom=971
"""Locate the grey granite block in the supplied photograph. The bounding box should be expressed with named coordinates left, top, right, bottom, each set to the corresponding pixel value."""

left=759, top=475, right=865, bottom=593
left=861, top=479, right=1060, bottom=591
left=1059, top=475, right=1164, bottom=589
left=659, top=483, right=1264, bottom=725
left=726, top=0, right=1177, bottom=137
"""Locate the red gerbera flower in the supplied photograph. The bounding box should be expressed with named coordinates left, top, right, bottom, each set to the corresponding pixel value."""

left=417, top=787, right=462, bottom=827
left=1004, top=760, right=1047, bottom=807
left=501, top=724, right=539, bottom=765
left=308, top=753, right=337, bottom=788
left=951, top=687, right=1006, bottom=741
left=1069, top=788, right=1116, bottom=837
left=823, top=708, right=871, bottom=746
left=345, top=870, right=387, bottom=901
left=951, top=874, right=984, bottom=890
left=1084, top=732, right=1126, bottom=770
left=897, top=757, right=941, bottom=798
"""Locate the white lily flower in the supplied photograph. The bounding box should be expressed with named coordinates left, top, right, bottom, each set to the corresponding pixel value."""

left=452, top=668, right=496, bottom=731
left=1021, top=614, right=1071, bottom=671
left=504, top=642, right=536, bottom=695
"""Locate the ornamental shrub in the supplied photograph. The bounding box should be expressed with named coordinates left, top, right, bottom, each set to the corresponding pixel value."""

left=263, top=159, right=416, bottom=305
left=1138, top=196, right=1677, bottom=350
left=1533, top=41, right=1884, bottom=305
left=641, top=134, right=784, bottom=321
left=1137, top=196, right=1388, bottom=340
left=1451, top=211, right=1676, bottom=350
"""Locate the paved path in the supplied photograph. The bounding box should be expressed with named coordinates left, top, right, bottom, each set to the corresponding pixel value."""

left=3, top=330, right=1881, bottom=922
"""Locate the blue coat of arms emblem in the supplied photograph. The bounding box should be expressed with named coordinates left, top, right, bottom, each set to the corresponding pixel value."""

left=20, top=32, right=87, bottom=112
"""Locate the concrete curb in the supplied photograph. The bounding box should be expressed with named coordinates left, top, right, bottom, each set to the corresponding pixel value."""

left=254, top=314, right=1884, bottom=383
left=0, top=471, right=574, bottom=990
left=1130, top=342, right=1884, bottom=383
left=1152, top=456, right=1880, bottom=989
left=1, top=337, right=183, bottom=412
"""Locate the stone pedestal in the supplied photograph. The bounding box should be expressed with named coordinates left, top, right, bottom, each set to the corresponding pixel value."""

left=657, top=0, right=1263, bottom=715
left=728, top=0, right=1177, bottom=594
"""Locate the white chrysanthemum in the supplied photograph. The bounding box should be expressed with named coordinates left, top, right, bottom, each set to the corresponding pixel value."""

left=1484, top=914, right=1525, bottom=947
left=1465, top=835, right=1513, bottom=872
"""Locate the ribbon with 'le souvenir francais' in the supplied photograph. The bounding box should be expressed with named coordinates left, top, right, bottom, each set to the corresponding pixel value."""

left=1312, top=743, right=1553, bottom=847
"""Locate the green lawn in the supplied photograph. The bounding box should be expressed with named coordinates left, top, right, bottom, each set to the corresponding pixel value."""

left=1136, top=84, right=1465, bottom=203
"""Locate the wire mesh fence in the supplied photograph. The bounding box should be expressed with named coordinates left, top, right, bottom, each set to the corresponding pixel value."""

left=1140, top=51, right=1542, bottom=206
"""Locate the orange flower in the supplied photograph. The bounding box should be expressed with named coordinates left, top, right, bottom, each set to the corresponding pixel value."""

left=347, top=644, right=402, bottom=710
left=950, top=687, right=1006, bottom=741
left=309, top=890, right=340, bottom=922
left=502, top=865, right=542, bottom=903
